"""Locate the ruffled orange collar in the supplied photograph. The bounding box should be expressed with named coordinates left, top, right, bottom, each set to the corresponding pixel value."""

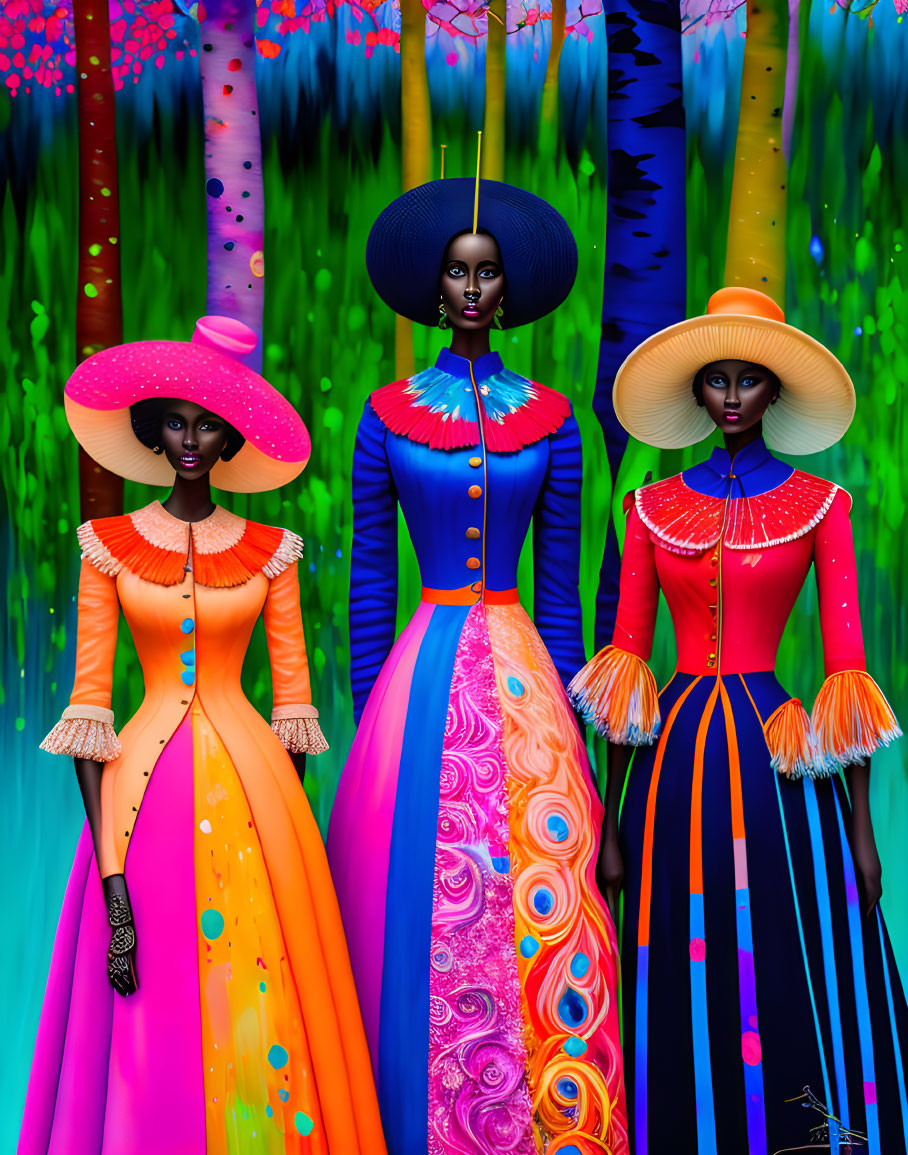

left=636, top=470, right=841, bottom=556
left=77, top=501, right=303, bottom=587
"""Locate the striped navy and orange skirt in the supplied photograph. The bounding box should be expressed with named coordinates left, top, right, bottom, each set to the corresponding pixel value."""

left=619, top=671, right=908, bottom=1155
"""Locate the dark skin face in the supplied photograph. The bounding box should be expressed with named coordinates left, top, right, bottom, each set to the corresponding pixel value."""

left=698, top=358, right=780, bottom=455
left=158, top=399, right=228, bottom=523
left=439, top=232, right=505, bottom=363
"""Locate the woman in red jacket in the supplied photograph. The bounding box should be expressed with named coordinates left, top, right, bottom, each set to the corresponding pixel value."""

left=571, top=288, right=906, bottom=1154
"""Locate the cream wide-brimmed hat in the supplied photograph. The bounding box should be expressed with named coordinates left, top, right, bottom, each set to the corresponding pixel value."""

left=613, top=287, right=856, bottom=455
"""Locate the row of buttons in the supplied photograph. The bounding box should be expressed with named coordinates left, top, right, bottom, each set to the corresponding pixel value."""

left=467, top=454, right=483, bottom=573
left=706, top=548, right=719, bottom=668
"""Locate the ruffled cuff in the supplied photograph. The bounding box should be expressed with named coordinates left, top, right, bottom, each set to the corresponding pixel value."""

left=810, top=670, right=902, bottom=771
left=568, top=644, right=660, bottom=745
left=40, top=704, right=122, bottom=762
left=271, top=704, right=329, bottom=755
left=763, top=698, right=816, bottom=780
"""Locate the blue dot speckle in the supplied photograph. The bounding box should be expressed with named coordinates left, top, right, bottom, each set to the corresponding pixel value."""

left=243, top=160, right=252, bottom=169
left=519, top=935, right=539, bottom=958
left=278, top=1088, right=289, bottom=1102
left=206, top=177, right=224, bottom=198
left=570, top=952, right=590, bottom=979
left=507, top=676, right=524, bottom=696
left=180, top=618, right=194, bottom=634
left=267, top=1044, right=289, bottom=1069
left=224, top=241, right=235, bottom=251
left=557, top=1077, right=578, bottom=1100
left=181, top=668, right=195, bottom=686
left=558, top=987, right=588, bottom=1028
left=200, top=908, right=224, bottom=940
left=180, top=649, right=195, bottom=665
left=266, top=1105, right=273, bottom=1118
left=564, top=1035, right=588, bottom=1057
left=259, top=981, right=267, bottom=992
left=533, top=887, right=554, bottom=916
left=546, top=813, right=569, bottom=842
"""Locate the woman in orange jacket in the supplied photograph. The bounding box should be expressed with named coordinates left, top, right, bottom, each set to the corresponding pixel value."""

left=19, top=317, right=386, bottom=1155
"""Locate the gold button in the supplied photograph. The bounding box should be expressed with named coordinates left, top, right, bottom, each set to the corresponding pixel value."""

left=708, top=652, right=717, bottom=660
left=709, top=634, right=717, bottom=641
left=709, top=578, right=717, bottom=588
left=466, top=527, right=481, bottom=540
left=706, top=660, right=716, bottom=669
left=468, top=485, right=482, bottom=499
left=466, top=557, right=481, bottom=570
left=469, top=456, right=482, bottom=467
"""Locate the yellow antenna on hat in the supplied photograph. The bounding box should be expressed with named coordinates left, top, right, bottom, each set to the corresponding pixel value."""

left=472, top=130, right=483, bottom=233
left=440, top=143, right=447, bottom=179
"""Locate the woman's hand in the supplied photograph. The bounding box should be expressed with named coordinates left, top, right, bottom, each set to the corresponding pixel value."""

left=844, top=758, right=882, bottom=918
left=102, top=874, right=139, bottom=996
left=851, top=810, right=883, bottom=918
left=596, top=830, right=624, bottom=923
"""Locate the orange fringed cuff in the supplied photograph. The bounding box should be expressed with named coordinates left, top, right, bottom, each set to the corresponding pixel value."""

left=568, top=644, right=661, bottom=745
left=811, top=670, right=902, bottom=771
left=271, top=704, right=329, bottom=755
left=763, top=698, right=816, bottom=780
left=40, top=705, right=122, bottom=762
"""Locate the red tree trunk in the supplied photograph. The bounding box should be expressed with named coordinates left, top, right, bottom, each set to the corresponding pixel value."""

left=73, top=0, right=124, bottom=520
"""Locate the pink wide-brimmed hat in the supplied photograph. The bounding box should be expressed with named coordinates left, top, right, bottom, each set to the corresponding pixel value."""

left=64, top=316, right=311, bottom=492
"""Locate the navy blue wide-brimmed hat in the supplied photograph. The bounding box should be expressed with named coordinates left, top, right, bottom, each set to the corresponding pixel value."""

left=365, top=179, right=578, bottom=329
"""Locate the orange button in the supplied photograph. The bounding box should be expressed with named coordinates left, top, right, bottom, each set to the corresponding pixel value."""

left=468, top=485, right=482, bottom=499
left=466, top=557, right=481, bottom=570
left=471, top=581, right=483, bottom=593
left=466, top=527, right=481, bottom=540
left=469, top=456, right=482, bottom=468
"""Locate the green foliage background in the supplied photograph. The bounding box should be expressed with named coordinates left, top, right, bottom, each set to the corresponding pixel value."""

left=1, top=0, right=906, bottom=1142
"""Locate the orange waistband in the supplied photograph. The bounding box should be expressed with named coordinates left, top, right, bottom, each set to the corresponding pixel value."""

left=420, top=585, right=519, bottom=606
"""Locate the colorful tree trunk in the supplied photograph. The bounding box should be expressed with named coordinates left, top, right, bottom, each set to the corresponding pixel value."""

left=73, top=0, right=124, bottom=521
left=724, top=0, right=789, bottom=306
left=538, top=0, right=566, bottom=159
left=396, top=0, right=432, bottom=380
left=592, top=0, right=687, bottom=649
left=199, top=0, right=266, bottom=371
left=482, top=0, right=506, bottom=179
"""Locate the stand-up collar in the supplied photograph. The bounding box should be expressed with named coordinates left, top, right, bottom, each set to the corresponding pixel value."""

left=683, top=436, right=794, bottom=498
left=435, top=347, right=504, bottom=384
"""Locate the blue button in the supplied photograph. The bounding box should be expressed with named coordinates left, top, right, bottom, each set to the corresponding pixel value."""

left=180, top=618, right=195, bottom=634
left=181, top=668, right=195, bottom=686
left=519, top=935, right=539, bottom=959
left=180, top=649, right=195, bottom=665
left=564, top=1035, right=587, bottom=1057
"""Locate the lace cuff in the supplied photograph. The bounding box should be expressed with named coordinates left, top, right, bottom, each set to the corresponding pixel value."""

left=568, top=644, right=660, bottom=745
left=810, top=670, right=901, bottom=771
left=271, top=704, right=329, bottom=755
left=40, top=704, right=122, bottom=761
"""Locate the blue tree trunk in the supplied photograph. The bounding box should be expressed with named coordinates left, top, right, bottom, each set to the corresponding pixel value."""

left=593, top=0, right=687, bottom=650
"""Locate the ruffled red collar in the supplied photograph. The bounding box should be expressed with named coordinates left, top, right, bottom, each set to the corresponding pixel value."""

left=77, top=501, right=302, bottom=587
left=636, top=470, right=841, bottom=556
left=370, top=354, right=571, bottom=453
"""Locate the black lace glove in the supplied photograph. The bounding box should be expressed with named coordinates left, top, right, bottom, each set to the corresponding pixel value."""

left=102, top=873, right=138, bottom=996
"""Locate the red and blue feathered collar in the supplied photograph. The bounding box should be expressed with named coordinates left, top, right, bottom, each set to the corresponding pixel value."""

left=635, top=461, right=842, bottom=556
left=77, top=501, right=303, bottom=587
left=370, top=348, right=571, bottom=453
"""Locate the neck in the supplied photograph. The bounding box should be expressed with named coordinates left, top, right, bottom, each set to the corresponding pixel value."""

left=162, top=473, right=216, bottom=522
left=448, top=327, right=492, bottom=363
left=722, top=421, right=764, bottom=460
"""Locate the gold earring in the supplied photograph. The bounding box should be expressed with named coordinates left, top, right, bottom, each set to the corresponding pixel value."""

left=438, top=300, right=450, bottom=330
left=492, top=300, right=504, bottom=329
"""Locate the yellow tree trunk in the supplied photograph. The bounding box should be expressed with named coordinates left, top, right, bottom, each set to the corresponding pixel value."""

left=482, top=1, right=506, bottom=180
left=724, top=0, right=789, bottom=308
left=396, top=0, right=432, bottom=379
left=539, top=0, right=565, bottom=160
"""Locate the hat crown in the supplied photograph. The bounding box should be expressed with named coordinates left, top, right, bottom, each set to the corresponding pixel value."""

left=706, top=287, right=785, bottom=323
left=192, top=315, right=258, bottom=360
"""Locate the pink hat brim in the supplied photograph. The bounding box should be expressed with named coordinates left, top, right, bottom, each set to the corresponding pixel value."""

left=64, top=340, right=311, bottom=492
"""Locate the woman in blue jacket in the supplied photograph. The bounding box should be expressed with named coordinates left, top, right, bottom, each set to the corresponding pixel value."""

left=327, top=178, right=628, bottom=1155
